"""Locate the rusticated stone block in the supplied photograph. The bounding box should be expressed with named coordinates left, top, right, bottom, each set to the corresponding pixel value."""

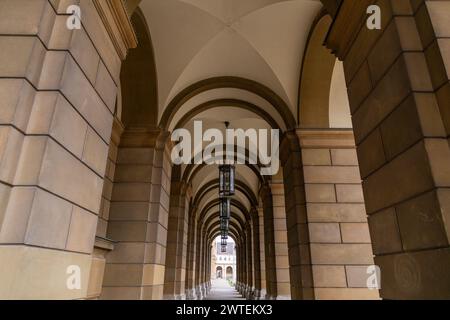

left=312, top=266, right=347, bottom=288
left=368, top=208, right=402, bottom=255
left=309, top=223, right=341, bottom=243
left=376, top=248, right=450, bottom=299
left=310, top=244, right=374, bottom=265
left=25, top=189, right=72, bottom=249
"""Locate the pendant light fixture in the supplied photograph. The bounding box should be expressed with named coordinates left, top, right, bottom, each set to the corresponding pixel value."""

left=219, top=121, right=235, bottom=197
left=219, top=197, right=231, bottom=220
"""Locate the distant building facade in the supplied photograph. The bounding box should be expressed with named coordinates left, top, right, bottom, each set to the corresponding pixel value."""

left=211, top=240, right=236, bottom=282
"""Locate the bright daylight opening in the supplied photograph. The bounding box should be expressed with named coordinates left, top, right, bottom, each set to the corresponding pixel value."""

left=206, top=237, right=242, bottom=300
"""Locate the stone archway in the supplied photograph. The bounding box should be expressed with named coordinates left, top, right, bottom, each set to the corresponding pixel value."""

left=216, top=267, right=223, bottom=279
left=226, top=266, right=233, bottom=280
left=0, top=0, right=449, bottom=301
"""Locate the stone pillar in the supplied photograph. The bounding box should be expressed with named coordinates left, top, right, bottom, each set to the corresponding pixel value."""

left=237, top=240, right=242, bottom=293
left=198, top=230, right=207, bottom=297
left=240, top=238, right=247, bottom=295
left=299, top=129, right=379, bottom=300
left=203, top=235, right=209, bottom=295
left=194, top=224, right=203, bottom=299
left=260, top=180, right=291, bottom=300
left=424, top=0, right=449, bottom=149
left=96, top=119, right=122, bottom=239
left=252, top=208, right=262, bottom=299
left=260, top=184, right=277, bottom=299
left=163, top=176, right=189, bottom=300
left=280, top=132, right=313, bottom=300
left=0, top=0, right=134, bottom=299
left=102, top=130, right=172, bottom=300
left=245, top=223, right=254, bottom=299
left=235, top=245, right=240, bottom=291
left=269, top=173, right=292, bottom=300
left=206, top=244, right=212, bottom=294
left=258, top=205, right=267, bottom=299
left=326, top=0, right=450, bottom=299
left=185, top=208, right=197, bottom=299
left=87, top=118, right=123, bottom=299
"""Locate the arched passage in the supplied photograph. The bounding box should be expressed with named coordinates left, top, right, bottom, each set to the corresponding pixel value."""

left=280, top=9, right=378, bottom=300
left=105, top=0, right=450, bottom=301
left=1, top=0, right=448, bottom=301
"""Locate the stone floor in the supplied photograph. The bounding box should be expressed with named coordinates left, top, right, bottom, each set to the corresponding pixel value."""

left=204, top=279, right=245, bottom=300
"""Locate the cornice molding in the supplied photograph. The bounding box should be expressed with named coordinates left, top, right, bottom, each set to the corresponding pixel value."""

left=93, top=0, right=138, bottom=60
left=324, top=0, right=373, bottom=60
left=296, top=129, right=355, bottom=149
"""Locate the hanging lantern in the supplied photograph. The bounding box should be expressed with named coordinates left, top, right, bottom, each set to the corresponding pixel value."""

left=221, top=245, right=227, bottom=253
left=220, top=218, right=229, bottom=231
left=221, top=238, right=227, bottom=246
left=219, top=198, right=231, bottom=220
left=219, top=164, right=235, bottom=197
left=221, top=229, right=228, bottom=239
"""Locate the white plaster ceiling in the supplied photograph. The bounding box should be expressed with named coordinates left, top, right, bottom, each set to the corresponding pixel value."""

left=139, top=0, right=323, bottom=122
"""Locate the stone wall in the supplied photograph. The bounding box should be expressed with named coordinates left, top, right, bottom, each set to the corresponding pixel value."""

left=326, top=0, right=450, bottom=299
left=102, top=130, right=172, bottom=300
left=299, top=129, right=379, bottom=300
left=0, top=0, right=126, bottom=299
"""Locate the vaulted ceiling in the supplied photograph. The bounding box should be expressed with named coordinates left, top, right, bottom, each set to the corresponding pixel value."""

left=125, top=0, right=347, bottom=238
left=139, top=0, right=323, bottom=124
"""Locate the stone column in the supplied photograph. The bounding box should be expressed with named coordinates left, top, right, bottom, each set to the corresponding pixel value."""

left=299, top=129, right=379, bottom=300
left=240, top=237, right=247, bottom=295
left=325, top=0, right=450, bottom=299
left=258, top=205, right=267, bottom=299
left=269, top=173, right=292, bottom=300
left=87, top=118, right=123, bottom=299
left=260, top=184, right=277, bottom=299
left=163, top=172, right=189, bottom=300
left=102, top=130, right=172, bottom=300
left=252, top=208, right=262, bottom=299
left=235, top=245, right=240, bottom=291
left=424, top=0, right=449, bottom=150
left=197, top=229, right=207, bottom=298
left=206, top=244, right=212, bottom=294
left=280, top=132, right=313, bottom=300
left=0, top=0, right=134, bottom=299
left=185, top=207, right=197, bottom=299
left=245, top=223, right=254, bottom=299
left=194, top=222, right=203, bottom=299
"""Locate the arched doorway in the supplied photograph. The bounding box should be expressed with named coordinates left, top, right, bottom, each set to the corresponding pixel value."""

left=226, top=267, right=233, bottom=281
left=216, top=267, right=223, bottom=279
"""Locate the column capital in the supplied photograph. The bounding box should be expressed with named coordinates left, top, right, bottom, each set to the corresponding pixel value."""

left=119, top=127, right=163, bottom=147
left=296, top=128, right=355, bottom=149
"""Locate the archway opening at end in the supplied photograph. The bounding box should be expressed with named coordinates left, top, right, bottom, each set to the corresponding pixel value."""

left=205, top=236, right=242, bottom=300
left=212, top=236, right=236, bottom=283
